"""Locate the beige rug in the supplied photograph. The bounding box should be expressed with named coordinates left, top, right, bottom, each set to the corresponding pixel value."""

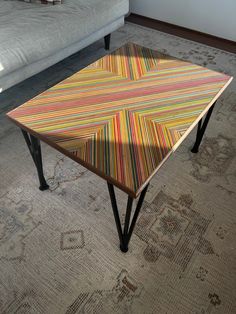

left=0, top=22, right=236, bottom=314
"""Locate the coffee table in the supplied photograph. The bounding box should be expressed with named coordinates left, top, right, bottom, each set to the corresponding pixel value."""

left=7, top=43, right=232, bottom=252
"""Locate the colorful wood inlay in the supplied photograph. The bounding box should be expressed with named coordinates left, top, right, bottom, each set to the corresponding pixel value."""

left=7, top=43, right=232, bottom=197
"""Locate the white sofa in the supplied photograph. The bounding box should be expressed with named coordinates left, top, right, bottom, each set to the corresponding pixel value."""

left=0, top=0, right=129, bottom=92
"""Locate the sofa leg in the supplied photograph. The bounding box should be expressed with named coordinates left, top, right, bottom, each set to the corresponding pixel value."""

left=104, top=34, right=111, bottom=50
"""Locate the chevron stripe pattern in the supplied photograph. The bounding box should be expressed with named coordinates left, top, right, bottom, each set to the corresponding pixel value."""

left=7, top=43, right=232, bottom=197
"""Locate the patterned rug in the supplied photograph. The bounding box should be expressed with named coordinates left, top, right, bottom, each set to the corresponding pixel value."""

left=0, top=22, right=235, bottom=314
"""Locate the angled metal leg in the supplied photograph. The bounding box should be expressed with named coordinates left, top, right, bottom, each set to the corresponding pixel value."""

left=104, top=34, right=111, bottom=50
left=107, top=183, right=124, bottom=247
left=21, top=130, right=49, bottom=191
left=107, top=183, right=149, bottom=252
left=191, top=102, right=216, bottom=153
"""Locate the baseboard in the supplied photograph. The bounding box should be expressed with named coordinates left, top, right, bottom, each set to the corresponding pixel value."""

left=126, top=13, right=236, bottom=54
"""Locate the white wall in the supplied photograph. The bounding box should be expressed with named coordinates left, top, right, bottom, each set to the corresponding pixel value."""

left=130, top=0, right=236, bottom=41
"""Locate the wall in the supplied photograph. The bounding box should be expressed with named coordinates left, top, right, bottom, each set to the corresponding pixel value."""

left=130, top=0, right=236, bottom=41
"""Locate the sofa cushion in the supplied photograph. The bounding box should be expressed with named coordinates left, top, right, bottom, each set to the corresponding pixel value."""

left=0, top=0, right=129, bottom=79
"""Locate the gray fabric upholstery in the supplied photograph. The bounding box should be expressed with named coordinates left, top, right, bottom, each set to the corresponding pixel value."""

left=0, top=0, right=129, bottom=91
left=0, top=17, right=124, bottom=92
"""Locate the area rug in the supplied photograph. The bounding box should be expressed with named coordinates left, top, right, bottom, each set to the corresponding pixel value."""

left=0, top=22, right=235, bottom=314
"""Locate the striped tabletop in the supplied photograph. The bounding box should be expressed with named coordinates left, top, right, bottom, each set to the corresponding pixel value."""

left=7, top=43, right=232, bottom=197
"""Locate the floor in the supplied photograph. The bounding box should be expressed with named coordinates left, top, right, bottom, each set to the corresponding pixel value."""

left=0, top=22, right=236, bottom=314
left=126, top=14, right=236, bottom=54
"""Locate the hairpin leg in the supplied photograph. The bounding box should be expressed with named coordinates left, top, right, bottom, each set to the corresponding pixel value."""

left=107, top=183, right=149, bottom=252
left=21, top=129, right=49, bottom=191
left=191, top=101, right=216, bottom=153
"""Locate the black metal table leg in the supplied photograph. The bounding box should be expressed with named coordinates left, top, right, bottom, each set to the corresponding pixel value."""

left=104, top=34, right=111, bottom=50
left=107, top=183, right=149, bottom=252
left=21, top=130, right=49, bottom=191
left=191, top=101, right=216, bottom=153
